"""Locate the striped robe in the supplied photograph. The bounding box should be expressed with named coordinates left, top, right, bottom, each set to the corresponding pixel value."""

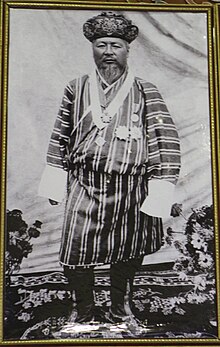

left=46, top=72, right=181, bottom=267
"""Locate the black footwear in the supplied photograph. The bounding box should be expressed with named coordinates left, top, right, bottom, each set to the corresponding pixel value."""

left=64, top=266, right=95, bottom=323
left=109, top=258, right=143, bottom=318
left=110, top=262, right=129, bottom=318
left=74, top=303, right=95, bottom=323
left=105, top=307, right=142, bottom=325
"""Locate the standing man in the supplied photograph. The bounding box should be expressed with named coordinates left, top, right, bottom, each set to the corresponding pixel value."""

left=39, top=12, right=181, bottom=324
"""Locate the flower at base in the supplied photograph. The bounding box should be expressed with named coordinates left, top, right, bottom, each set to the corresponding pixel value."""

left=7, top=214, right=27, bottom=233
left=201, top=228, right=213, bottom=241
left=191, top=233, right=205, bottom=250
left=33, top=220, right=42, bottom=228
left=193, top=275, right=206, bottom=291
left=173, top=255, right=190, bottom=273
left=173, top=240, right=186, bottom=254
left=28, top=227, right=40, bottom=238
left=178, top=271, right=188, bottom=281
left=198, top=252, right=213, bottom=269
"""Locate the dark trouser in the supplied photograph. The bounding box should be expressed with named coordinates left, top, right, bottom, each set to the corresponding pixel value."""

left=64, top=257, right=143, bottom=323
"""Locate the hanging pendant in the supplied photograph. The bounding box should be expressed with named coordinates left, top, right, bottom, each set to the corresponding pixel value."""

left=101, top=110, right=111, bottom=124
left=95, top=136, right=106, bottom=147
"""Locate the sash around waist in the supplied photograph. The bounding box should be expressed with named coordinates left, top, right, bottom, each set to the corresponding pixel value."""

left=67, top=164, right=148, bottom=204
left=68, top=162, right=148, bottom=179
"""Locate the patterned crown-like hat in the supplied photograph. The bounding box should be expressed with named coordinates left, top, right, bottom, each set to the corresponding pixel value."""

left=83, top=12, right=139, bottom=43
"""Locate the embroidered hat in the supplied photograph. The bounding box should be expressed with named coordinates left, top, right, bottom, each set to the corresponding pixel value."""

left=83, top=12, right=139, bottom=43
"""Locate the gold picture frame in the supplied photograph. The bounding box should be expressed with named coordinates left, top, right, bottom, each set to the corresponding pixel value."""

left=1, top=0, right=220, bottom=345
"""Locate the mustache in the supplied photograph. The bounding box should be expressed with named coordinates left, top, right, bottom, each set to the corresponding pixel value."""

left=98, top=60, right=122, bottom=68
left=102, top=56, right=117, bottom=61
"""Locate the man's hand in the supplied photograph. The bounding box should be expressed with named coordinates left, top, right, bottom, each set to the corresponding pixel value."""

left=49, top=199, right=59, bottom=206
left=170, top=203, right=182, bottom=217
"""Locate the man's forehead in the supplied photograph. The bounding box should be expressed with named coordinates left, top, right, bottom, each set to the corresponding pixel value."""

left=93, top=37, right=127, bottom=45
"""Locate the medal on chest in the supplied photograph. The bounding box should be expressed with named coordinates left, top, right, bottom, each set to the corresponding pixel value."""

left=115, top=125, right=142, bottom=141
left=131, top=113, right=139, bottom=122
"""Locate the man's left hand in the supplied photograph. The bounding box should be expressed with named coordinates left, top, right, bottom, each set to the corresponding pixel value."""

left=170, top=203, right=182, bottom=217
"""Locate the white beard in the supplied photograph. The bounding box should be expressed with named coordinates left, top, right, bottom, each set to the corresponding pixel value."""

left=98, top=63, right=125, bottom=85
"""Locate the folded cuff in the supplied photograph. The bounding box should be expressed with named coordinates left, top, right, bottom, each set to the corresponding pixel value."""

left=140, top=180, right=175, bottom=218
left=38, top=165, right=68, bottom=202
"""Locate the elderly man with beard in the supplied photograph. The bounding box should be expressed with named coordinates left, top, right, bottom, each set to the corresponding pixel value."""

left=39, top=12, right=181, bottom=325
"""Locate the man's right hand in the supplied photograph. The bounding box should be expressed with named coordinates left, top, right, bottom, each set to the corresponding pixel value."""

left=49, top=199, right=59, bottom=205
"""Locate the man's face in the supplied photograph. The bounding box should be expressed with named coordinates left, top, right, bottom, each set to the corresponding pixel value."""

left=92, top=37, right=129, bottom=70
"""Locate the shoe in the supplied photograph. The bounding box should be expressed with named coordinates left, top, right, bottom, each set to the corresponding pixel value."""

left=67, top=305, right=95, bottom=324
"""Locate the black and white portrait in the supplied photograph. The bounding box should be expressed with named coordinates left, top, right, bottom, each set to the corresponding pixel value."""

left=4, top=6, right=217, bottom=341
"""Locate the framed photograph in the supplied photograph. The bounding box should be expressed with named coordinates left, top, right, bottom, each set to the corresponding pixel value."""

left=1, top=0, right=220, bottom=345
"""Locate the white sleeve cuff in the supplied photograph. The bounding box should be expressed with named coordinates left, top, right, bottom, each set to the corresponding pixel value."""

left=140, top=180, right=175, bottom=218
left=38, top=165, right=68, bottom=203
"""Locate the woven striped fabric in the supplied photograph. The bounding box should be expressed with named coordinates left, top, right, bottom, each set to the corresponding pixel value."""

left=46, top=73, right=181, bottom=267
